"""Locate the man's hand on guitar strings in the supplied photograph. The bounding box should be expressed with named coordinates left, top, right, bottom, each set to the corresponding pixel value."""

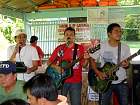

left=121, top=60, right=129, bottom=68
left=55, top=66, right=64, bottom=73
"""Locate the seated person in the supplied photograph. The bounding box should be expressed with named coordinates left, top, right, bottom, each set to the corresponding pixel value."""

left=0, top=98, right=29, bottom=105
left=0, top=61, right=27, bottom=104
left=23, top=73, right=68, bottom=105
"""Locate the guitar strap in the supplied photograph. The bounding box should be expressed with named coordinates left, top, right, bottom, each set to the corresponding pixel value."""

left=117, top=42, right=121, bottom=70
left=71, top=43, right=78, bottom=71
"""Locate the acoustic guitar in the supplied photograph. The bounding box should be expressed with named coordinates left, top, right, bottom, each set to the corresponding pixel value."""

left=46, top=44, right=100, bottom=89
left=89, top=49, right=140, bottom=93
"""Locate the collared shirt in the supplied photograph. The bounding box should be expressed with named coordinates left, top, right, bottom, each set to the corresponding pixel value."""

left=0, top=80, right=27, bottom=104
left=49, top=43, right=84, bottom=83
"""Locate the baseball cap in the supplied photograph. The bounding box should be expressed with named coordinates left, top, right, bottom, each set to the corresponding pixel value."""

left=0, top=61, right=16, bottom=74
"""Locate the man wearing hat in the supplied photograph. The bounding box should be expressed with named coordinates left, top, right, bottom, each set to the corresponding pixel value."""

left=0, top=61, right=27, bottom=104
left=7, top=29, right=39, bottom=81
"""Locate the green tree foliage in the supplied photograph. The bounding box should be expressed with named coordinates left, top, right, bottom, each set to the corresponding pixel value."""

left=119, top=0, right=140, bottom=5
left=123, top=15, right=140, bottom=41
left=0, top=15, right=24, bottom=43
left=1, top=26, right=13, bottom=43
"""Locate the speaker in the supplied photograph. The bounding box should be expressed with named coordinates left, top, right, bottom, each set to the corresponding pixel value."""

left=132, top=64, right=140, bottom=105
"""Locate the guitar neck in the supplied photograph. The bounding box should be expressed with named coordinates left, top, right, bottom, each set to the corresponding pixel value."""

left=69, top=55, right=83, bottom=68
left=126, top=53, right=138, bottom=61
left=67, top=44, right=100, bottom=68
left=113, top=52, right=139, bottom=72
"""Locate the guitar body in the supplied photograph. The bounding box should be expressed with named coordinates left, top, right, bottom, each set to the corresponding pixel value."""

left=90, top=49, right=140, bottom=93
left=46, top=60, right=72, bottom=89
left=46, top=44, right=101, bottom=89
left=92, top=62, right=118, bottom=93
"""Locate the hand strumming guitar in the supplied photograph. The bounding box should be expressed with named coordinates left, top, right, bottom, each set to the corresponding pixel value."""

left=89, top=58, right=107, bottom=80
left=95, top=70, right=107, bottom=80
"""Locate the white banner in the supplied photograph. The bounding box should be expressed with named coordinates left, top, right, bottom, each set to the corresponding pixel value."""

left=87, top=8, right=125, bottom=27
left=87, top=86, right=99, bottom=101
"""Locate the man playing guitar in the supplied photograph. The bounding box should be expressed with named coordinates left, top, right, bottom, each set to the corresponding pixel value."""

left=47, top=27, right=89, bottom=105
left=90, top=23, right=131, bottom=105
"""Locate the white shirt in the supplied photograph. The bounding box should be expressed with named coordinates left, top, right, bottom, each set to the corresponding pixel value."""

left=7, top=45, right=16, bottom=60
left=15, top=45, right=39, bottom=67
left=7, top=44, right=39, bottom=81
left=90, top=40, right=131, bottom=84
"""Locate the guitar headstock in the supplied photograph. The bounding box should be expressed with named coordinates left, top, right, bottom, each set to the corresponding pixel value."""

left=88, top=44, right=100, bottom=54
left=137, top=49, right=140, bottom=55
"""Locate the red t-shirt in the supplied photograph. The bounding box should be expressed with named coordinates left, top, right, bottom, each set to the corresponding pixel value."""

left=32, top=44, right=44, bottom=66
left=49, top=43, right=84, bottom=83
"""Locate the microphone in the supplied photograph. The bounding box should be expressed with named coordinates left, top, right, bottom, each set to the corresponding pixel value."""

left=66, top=37, right=70, bottom=47
left=19, top=46, right=21, bottom=54
left=18, top=46, right=22, bottom=62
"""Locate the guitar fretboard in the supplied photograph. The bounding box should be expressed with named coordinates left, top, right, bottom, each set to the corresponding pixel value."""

left=112, top=51, right=139, bottom=72
left=65, top=44, right=100, bottom=69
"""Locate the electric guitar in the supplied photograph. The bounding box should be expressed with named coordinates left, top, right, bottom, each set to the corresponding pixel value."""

left=46, top=44, right=100, bottom=89
left=91, top=49, right=140, bottom=93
